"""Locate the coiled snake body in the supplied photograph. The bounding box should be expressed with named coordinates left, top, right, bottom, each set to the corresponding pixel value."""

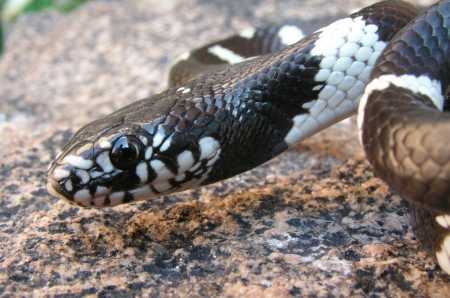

left=47, top=1, right=450, bottom=275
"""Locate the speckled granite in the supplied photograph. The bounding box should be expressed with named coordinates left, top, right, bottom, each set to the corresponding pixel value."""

left=0, top=0, right=449, bottom=297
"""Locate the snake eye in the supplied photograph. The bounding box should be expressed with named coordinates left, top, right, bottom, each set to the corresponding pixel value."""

left=110, top=135, right=144, bottom=170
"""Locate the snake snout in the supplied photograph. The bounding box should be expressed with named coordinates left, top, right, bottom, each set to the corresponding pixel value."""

left=46, top=141, right=100, bottom=207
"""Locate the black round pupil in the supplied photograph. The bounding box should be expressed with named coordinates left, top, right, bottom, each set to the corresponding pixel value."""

left=110, top=136, right=142, bottom=170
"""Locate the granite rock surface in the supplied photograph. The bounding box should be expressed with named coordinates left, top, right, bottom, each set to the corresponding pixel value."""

left=0, top=0, right=449, bottom=297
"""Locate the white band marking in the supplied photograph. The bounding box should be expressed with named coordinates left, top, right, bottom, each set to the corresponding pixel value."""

left=278, top=25, right=305, bottom=45
left=284, top=16, right=386, bottom=146
left=358, top=74, right=444, bottom=143
left=207, top=45, right=245, bottom=65
left=239, top=27, right=256, bottom=39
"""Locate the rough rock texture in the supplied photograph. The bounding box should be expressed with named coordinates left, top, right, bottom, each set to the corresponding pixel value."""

left=0, top=0, right=448, bottom=297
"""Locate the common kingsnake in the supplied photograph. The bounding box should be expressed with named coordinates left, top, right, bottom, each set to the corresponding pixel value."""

left=47, top=0, right=450, bottom=275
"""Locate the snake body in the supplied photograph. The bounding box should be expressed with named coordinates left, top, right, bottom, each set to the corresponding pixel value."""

left=47, top=1, right=450, bottom=275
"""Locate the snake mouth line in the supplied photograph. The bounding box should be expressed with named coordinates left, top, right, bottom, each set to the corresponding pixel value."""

left=47, top=180, right=73, bottom=203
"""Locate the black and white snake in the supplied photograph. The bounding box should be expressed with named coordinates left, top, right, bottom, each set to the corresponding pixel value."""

left=46, top=0, right=450, bottom=275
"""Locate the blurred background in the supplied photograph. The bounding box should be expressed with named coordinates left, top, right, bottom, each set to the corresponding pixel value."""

left=0, top=0, right=88, bottom=54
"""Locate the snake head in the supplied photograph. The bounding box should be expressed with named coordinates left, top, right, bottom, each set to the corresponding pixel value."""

left=47, top=96, right=222, bottom=208
left=47, top=113, right=148, bottom=207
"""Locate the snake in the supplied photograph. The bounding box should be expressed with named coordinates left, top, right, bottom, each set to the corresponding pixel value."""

left=46, top=0, right=450, bottom=275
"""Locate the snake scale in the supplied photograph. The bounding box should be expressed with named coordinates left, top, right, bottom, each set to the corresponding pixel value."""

left=47, top=0, right=450, bottom=275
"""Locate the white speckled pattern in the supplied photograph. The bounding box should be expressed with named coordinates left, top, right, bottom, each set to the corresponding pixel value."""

left=284, top=16, right=387, bottom=145
left=152, top=126, right=166, bottom=148
left=98, top=138, right=112, bottom=149
left=62, top=155, right=94, bottom=170
left=198, top=137, right=220, bottom=160
left=96, top=151, right=114, bottom=173
left=177, top=150, right=195, bottom=172
left=62, top=132, right=223, bottom=207
left=53, top=167, right=70, bottom=180
left=150, top=159, right=174, bottom=180
left=177, top=86, right=191, bottom=94
left=64, top=180, right=73, bottom=192
left=136, top=162, right=149, bottom=183
left=145, top=146, right=153, bottom=160
left=75, top=169, right=90, bottom=184
left=160, top=136, right=173, bottom=152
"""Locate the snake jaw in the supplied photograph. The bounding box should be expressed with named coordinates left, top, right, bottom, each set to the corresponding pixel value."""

left=46, top=180, right=74, bottom=205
